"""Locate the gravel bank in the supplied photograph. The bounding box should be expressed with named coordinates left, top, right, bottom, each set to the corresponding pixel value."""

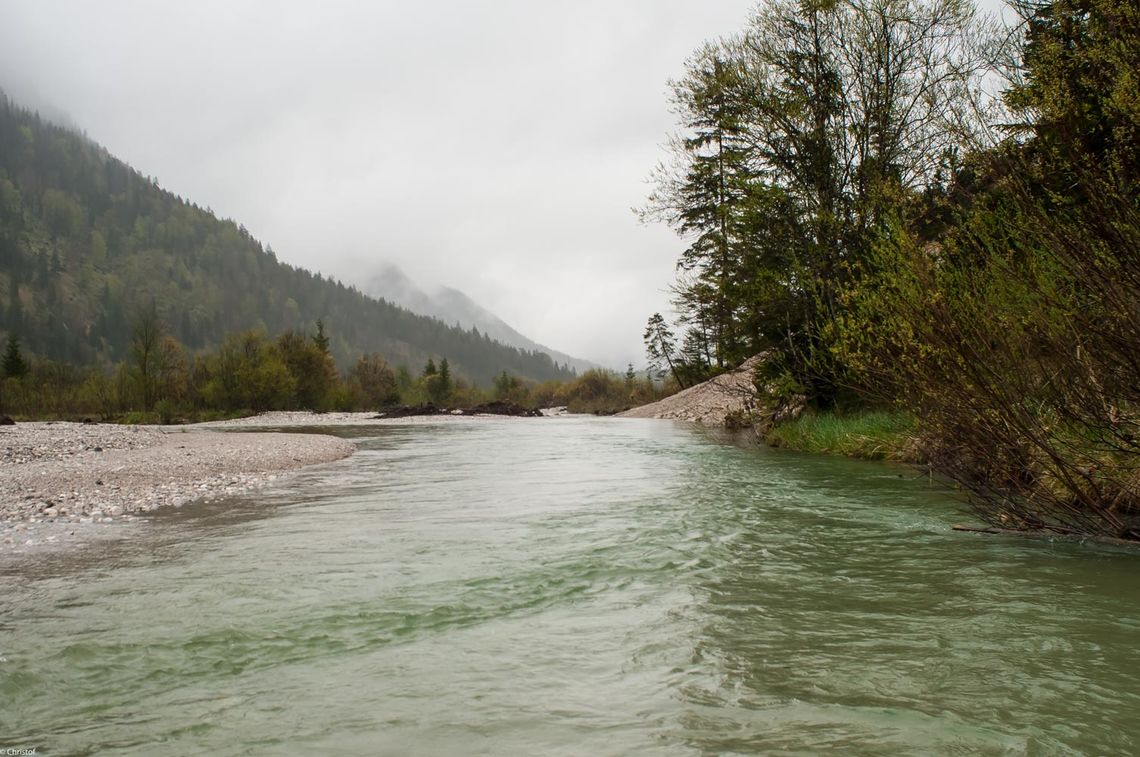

left=191, top=410, right=553, bottom=428
left=1, top=422, right=355, bottom=555
left=192, top=411, right=397, bottom=428
left=618, top=354, right=769, bottom=425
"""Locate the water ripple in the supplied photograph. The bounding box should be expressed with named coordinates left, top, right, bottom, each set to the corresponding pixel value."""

left=2, top=417, right=1140, bottom=755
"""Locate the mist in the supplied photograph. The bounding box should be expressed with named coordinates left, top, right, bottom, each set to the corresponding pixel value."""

left=0, top=1, right=771, bottom=368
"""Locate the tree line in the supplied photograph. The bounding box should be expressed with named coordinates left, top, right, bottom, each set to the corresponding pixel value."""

left=644, top=0, right=1140, bottom=540
left=0, top=313, right=667, bottom=422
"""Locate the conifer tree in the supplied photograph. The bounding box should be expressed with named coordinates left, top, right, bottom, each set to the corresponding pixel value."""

left=2, top=333, right=28, bottom=379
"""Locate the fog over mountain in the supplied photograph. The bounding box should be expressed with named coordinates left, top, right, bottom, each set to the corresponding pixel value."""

left=363, top=264, right=601, bottom=374
left=0, top=1, right=768, bottom=371
left=0, top=0, right=1015, bottom=372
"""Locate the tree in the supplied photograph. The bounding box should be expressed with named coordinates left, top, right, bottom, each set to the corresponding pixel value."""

left=494, top=370, right=527, bottom=403
left=312, top=318, right=331, bottom=355
left=426, top=357, right=453, bottom=404
left=1005, top=0, right=1140, bottom=186
left=201, top=331, right=295, bottom=412
left=644, top=0, right=1000, bottom=401
left=350, top=353, right=399, bottom=407
left=642, top=45, right=758, bottom=368
left=2, top=333, right=27, bottom=379
left=644, top=313, right=684, bottom=387
left=278, top=329, right=336, bottom=410
left=156, top=335, right=188, bottom=406
left=828, top=0, right=1140, bottom=539
left=130, top=301, right=162, bottom=410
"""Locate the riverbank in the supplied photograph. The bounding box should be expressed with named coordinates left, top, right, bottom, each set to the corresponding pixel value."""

left=763, top=410, right=922, bottom=462
left=0, top=421, right=355, bottom=555
left=615, top=357, right=921, bottom=463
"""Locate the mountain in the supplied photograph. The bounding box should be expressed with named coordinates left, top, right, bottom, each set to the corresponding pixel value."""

left=363, top=264, right=598, bottom=374
left=0, top=93, right=575, bottom=386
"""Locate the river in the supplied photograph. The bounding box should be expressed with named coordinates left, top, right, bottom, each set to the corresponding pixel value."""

left=3, top=417, right=1140, bottom=755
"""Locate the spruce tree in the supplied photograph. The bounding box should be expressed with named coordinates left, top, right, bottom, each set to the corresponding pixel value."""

left=2, top=333, right=28, bottom=379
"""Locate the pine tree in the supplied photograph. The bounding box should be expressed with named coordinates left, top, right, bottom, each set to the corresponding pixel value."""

left=2, top=333, right=28, bottom=379
left=312, top=319, right=331, bottom=355
left=439, top=357, right=451, bottom=388
left=643, top=313, right=682, bottom=386
left=642, top=45, right=756, bottom=368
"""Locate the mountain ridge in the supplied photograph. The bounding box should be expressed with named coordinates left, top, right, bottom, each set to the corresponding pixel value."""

left=361, top=264, right=598, bottom=375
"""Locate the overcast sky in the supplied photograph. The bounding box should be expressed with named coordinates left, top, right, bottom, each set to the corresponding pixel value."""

left=0, top=1, right=778, bottom=368
left=1, top=0, right=1012, bottom=369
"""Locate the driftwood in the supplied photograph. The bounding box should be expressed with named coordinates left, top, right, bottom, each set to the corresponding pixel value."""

left=952, top=523, right=1140, bottom=549
left=373, top=401, right=541, bottom=419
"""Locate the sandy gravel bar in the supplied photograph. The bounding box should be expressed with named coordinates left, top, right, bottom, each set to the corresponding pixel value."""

left=191, top=409, right=558, bottom=429
left=1, top=422, right=355, bottom=553
left=618, top=354, right=768, bottom=425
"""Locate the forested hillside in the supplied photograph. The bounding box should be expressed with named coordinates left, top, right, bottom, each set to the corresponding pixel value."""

left=0, top=95, right=575, bottom=385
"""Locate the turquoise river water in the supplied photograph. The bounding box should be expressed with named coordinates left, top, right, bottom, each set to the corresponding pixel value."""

left=3, top=417, right=1140, bottom=755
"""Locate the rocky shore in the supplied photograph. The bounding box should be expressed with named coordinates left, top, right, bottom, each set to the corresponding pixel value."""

left=1, top=421, right=355, bottom=555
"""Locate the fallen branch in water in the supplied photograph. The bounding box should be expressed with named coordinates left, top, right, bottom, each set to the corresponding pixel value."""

left=951, top=524, right=1140, bottom=549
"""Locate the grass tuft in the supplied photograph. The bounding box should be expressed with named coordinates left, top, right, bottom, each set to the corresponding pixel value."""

left=764, top=410, right=922, bottom=462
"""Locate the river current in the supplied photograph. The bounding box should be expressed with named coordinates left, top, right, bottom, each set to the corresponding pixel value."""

left=3, top=417, right=1140, bottom=755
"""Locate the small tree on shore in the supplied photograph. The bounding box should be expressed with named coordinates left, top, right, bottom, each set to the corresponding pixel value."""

left=426, top=357, right=453, bottom=404
left=644, top=313, right=684, bottom=387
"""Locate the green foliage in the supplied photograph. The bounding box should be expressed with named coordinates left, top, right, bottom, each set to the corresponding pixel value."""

left=493, top=370, right=528, bottom=404
left=198, top=331, right=294, bottom=413
left=154, top=398, right=177, bottom=425
left=1006, top=0, right=1140, bottom=185
left=642, top=0, right=1140, bottom=542
left=834, top=164, right=1140, bottom=537
left=530, top=368, right=669, bottom=415
left=642, top=0, right=997, bottom=400
left=129, top=301, right=163, bottom=410
left=349, top=353, right=400, bottom=408
left=424, top=357, right=453, bottom=404
left=0, top=317, right=685, bottom=422
left=643, top=313, right=683, bottom=385
left=2, top=332, right=27, bottom=378
left=277, top=330, right=336, bottom=410
left=765, top=411, right=919, bottom=461
left=312, top=318, right=331, bottom=354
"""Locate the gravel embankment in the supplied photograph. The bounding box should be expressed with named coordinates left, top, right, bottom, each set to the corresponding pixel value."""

left=618, top=354, right=768, bottom=425
left=1, top=422, right=355, bottom=554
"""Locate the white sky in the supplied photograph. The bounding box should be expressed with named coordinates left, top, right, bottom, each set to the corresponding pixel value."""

left=0, top=0, right=1010, bottom=368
